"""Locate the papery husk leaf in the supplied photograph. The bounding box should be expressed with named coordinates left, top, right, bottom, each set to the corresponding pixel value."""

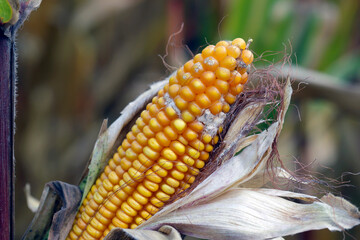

left=104, top=225, right=182, bottom=240
left=139, top=188, right=360, bottom=240
left=22, top=181, right=81, bottom=240
left=81, top=79, right=167, bottom=204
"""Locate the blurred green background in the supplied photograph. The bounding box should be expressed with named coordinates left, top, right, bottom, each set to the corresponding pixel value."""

left=15, top=0, right=359, bottom=239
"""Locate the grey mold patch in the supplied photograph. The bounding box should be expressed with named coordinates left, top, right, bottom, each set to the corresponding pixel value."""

left=163, top=93, right=181, bottom=116
left=198, top=109, right=226, bottom=137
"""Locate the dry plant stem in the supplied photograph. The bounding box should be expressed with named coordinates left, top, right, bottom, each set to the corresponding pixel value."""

left=0, top=24, right=16, bottom=240
left=279, top=65, right=360, bottom=117
left=0, top=1, right=41, bottom=239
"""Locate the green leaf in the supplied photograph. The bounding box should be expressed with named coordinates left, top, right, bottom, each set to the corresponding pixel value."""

left=0, top=0, right=12, bottom=24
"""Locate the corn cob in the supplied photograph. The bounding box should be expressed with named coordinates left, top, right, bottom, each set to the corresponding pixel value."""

left=67, top=38, right=254, bottom=240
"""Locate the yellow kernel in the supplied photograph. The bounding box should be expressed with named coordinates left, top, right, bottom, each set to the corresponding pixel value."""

left=138, top=153, right=153, bottom=167
left=86, top=224, right=102, bottom=238
left=140, top=210, right=152, bottom=220
left=179, top=86, right=195, bottom=101
left=206, top=143, right=214, bottom=152
left=128, top=167, right=144, bottom=181
left=161, top=183, right=176, bottom=195
left=225, top=93, right=237, bottom=104
left=189, top=121, right=204, bottom=132
left=199, top=151, right=210, bottom=161
left=116, top=210, right=133, bottom=224
left=126, top=132, right=136, bottom=142
left=125, top=148, right=137, bottom=161
left=220, top=56, right=237, bottom=71
left=136, top=133, right=148, bottom=146
left=121, top=202, right=137, bottom=217
left=241, top=49, right=254, bottom=65
left=232, top=38, right=246, bottom=49
left=155, top=132, right=171, bottom=147
left=195, top=159, right=205, bottom=168
left=181, top=110, right=195, bottom=122
left=176, top=67, right=185, bottom=81
left=148, top=138, right=162, bottom=152
left=203, top=56, right=219, bottom=71
left=122, top=173, right=137, bottom=188
left=170, top=141, right=186, bottom=155
left=141, top=110, right=151, bottom=123
left=103, top=178, right=114, bottom=191
left=183, top=128, right=198, bottom=141
left=190, top=139, right=205, bottom=151
left=98, top=185, right=108, bottom=197
left=164, top=126, right=178, bottom=140
left=171, top=169, right=185, bottom=180
left=113, top=152, right=122, bottom=163
left=143, top=179, right=159, bottom=192
left=172, top=119, right=186, bottom=133
left=185, top=174, right=196, bottom=184
left=143, top=146, right=160, bottom=160
left=178, top=135, right=188, bottom=146
left=108, top=171, right=120, bottom=185
left=187, top=147, right=200, bottom=159
left=158, top=158, right=173, bottom=170
left=169, top=84, right=181, bottom=98
left=148, top=104, right=159, bottom=117
left=132, top=124, right=141, bottom=135
left=154, top=193, right=169, bottom=205
left=115, top=189, right=128, bottom=201
left=161, top=148, right=177, bottom=161
left=95, top=212, right=110, bottom=225
left=156, top=111, right=170, bottom=126
left=143, top=125, right=155, bottom=138
left=191, top=62, right=204, bottom=77
left=195, top=93, right=212, bottom=109
left=180, top=182, right=191, bottom=190
left=165, top=106, right=177, bottom=120
left=215, top=67, right=231, bottom=80
left=227, top=45, right=241, bottom=58
left=223, top=103, right=230, bottom=113
left=104, top=199, right=118, bottom=212
left=184, top=59, right=194, bottom=72
left=145, top=169, right=162, bottom=183
left=241, top=72, right=248, bottom=84
left=200, top=71, right=216, bottom=86
left=175, top=162, right=189, bottom=172
left=157, top=97, right=165, bottom=107
left=216, top=40, right=230, bottom=47
left=99, top=206, right=115, bottom=218
left=158, top=88, right=165, bottom=97
left=133, top=191, right=148, bottom=205
left=230, top=84, right=244, bottom=95
left=169, top=76, right=177, bottom=85
left=117, top=146, right=126, bottom=157
left=166, top=177, right=180, bottom=188
left=189, top=78, right=206, bottom=94
left=90, top=217, right=106, bottom=231
left=209, top=101, right=223, bottom=115
left=109, top=194, right=122, bottom=206
left=149, top=118, right=162, bottom=132
left=127, top=196, right=142, bottom=211
left=202, top=45, right=215, bottom=57
left=182, top=155, right=195, bottom=166
left=215, top=80, right=229, bottom=94
left=213, top=135, right=219, bottom=144
left=112, top=217, right=128, bottom=228
left=131, top=222, right=139, bottom=229
left=131, top=140, right=143, bottom=154
left=193, top=53, right=203, bottom=63
left=152, top=165, right=168, bottom=177
left=122, top=139, right=131, bottom=149
left=137, top=183, right=152, bottom=197
left=214, top=46, right=227, bottom=61
left=174, top=96, right=188, bottom=110
left=206, top=86, right=221, bottom=101
left=189, top=167, right=200, bottom=176
left=188, top=102, right=202, bottom=116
